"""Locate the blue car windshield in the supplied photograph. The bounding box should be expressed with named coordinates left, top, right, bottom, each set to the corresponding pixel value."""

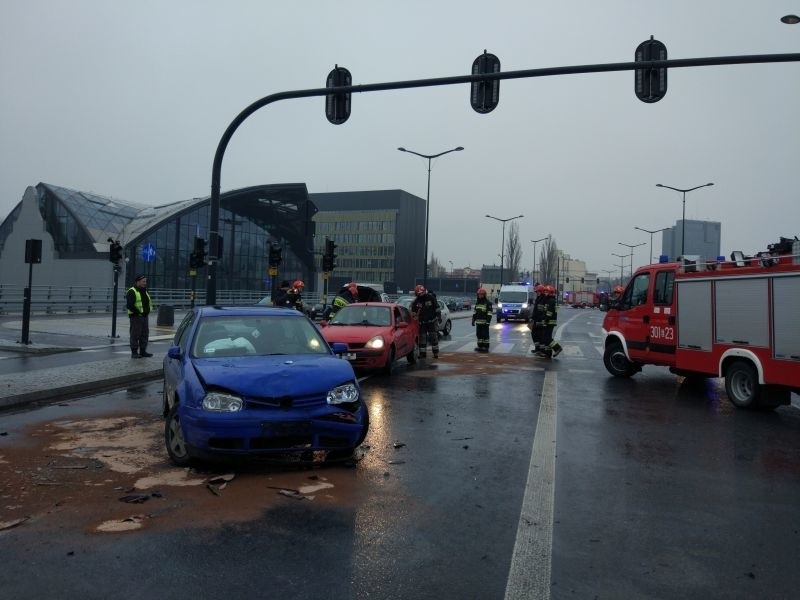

left=192, top=315, right=330, bottom=358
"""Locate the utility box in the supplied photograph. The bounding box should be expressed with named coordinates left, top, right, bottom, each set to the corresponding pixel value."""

left=157, top=305, right=174, bottom=326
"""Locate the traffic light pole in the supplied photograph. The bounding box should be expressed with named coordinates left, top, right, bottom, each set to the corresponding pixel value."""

left=110, top=265, right=121, bottom=339
left=204, top=52, right=800, bottom=304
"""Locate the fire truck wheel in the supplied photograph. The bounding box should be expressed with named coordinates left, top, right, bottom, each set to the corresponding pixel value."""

left=603, top=341, right=638, bottom=378
left=724, top=360, right=760, bottom=409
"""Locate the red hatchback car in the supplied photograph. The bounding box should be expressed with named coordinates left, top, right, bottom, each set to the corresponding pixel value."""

left=320, top=302, right=419, bottom=374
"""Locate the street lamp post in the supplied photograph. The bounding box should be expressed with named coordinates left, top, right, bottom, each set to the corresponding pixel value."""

left=618, top=241, right=645, bottom=277
left=634, top=226, right=670, bottom=264
left=398, top=146, right=464, bottom=287
left=486, top=214, right=524, bottom=286
left=530, top=235, right=549, bottom=284
left=655, top=183, right=714, bottom=257
left=448, top=260, right=454, bottom=276
left=601, top=269, right=615, bottom=290
left=612, top=252, right=628, bottom=280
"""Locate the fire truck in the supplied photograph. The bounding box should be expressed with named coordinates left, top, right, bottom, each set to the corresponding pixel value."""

left=601, top=237, right=800, bottom=410
left=566, top=290, right=599, bottom=308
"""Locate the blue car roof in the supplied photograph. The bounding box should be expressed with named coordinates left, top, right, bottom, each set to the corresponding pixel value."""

left=196, top=306, right=305, bottom=318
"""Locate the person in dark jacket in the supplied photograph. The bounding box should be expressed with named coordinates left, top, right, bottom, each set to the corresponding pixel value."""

left=126, top=274, right=153, bottom=358
left=471, top=287, right=493, bottom=352
left=331, top=283, right=359, bottom=315
left=535, top=285, right=563, bottom=358
left=410, top=284, right=441, bottom=359
left=274, top=280, right=304, bottom=312
left=529, top=284, right=546, bottom=354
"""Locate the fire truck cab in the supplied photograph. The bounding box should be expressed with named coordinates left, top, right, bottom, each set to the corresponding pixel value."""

left=602, top=237, right=800, bottom=410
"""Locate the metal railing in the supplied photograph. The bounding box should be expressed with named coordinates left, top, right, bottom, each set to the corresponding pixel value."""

left=0, top=285, right=408, bottom=317
left=0, top=285, right=269, bottom=316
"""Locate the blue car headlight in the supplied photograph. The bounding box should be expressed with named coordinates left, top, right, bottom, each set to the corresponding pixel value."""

left=327, top=382, right=360, bottom=405
left=365, top=335, right=385, bottom=349
left=202, top=392, right=244, bottom=412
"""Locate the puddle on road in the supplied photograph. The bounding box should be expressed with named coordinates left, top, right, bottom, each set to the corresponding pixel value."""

left=0, top=411, right=361, bottom=537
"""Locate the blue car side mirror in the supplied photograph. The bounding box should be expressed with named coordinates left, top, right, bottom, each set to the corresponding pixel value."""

left=167, top=345, right=183, bottom=360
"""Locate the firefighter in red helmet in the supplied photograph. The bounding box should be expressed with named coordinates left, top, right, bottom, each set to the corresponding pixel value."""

left=471, top=287, right=493, bottom=352
left=329, top=282, right=359, bottom=317
left=275, top=279, right=304, bottom=312
left=535, top=285, right=563, bottom=359
left=529, top=284, right=547, bottom=354
left=410, top=284, right=441, bottom=359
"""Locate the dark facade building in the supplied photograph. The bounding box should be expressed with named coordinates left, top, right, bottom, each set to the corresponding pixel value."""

left=310, top=190, right=425, bottom=293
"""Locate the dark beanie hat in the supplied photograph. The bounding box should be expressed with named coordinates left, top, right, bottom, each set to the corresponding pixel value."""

left=134, top=274, right=147, bottom=282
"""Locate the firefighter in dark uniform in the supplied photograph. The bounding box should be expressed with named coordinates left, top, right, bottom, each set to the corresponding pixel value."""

left=472, top=287, right=493, bottom=352
left=529, top=284, right=546, bottom=354
left=275, top=280, right=304, bottom=312
left=536, top=285, right=563, bottom=358
left=331, top=283, right=359, bottom=315
left=410, top=284, right=441, bottom=359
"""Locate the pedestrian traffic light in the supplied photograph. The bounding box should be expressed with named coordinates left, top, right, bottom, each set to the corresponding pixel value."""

left=268, top=242, right=283, bottom=267
left=325, top=65, right=352, bottom=125
left=191, top=237, right=206, bottom=268
left=581, top=277, right=585, bottom=283
left=322, top=238, right=337, bottom=272
left=566, top=277, right=570, bottom=283
left=470, top=50, right=501, bottom=114
left=108, top=239, right=123, bottom=264
left=635, top=36, right=668, bottom=103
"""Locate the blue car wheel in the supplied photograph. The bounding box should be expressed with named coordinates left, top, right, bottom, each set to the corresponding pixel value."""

left=165, top=403, right=193, bottom=467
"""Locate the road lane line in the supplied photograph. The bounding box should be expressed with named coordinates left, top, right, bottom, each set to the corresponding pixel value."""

left=504, top=370, right=556, bottom=600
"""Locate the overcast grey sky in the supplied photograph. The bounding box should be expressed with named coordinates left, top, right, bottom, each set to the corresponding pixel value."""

left=1, top=1, right=798, bottom=274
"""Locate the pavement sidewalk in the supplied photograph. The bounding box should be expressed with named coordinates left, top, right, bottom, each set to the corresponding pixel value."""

left=0, top=313, right=178, bottom=410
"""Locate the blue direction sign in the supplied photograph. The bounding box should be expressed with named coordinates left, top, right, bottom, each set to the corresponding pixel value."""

left=142, top=243, right=156, bottom=263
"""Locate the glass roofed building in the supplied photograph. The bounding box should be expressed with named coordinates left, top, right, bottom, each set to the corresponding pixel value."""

left=0, top=183, right=317, bottom=298
left=0, top=183, right=428, bottom=302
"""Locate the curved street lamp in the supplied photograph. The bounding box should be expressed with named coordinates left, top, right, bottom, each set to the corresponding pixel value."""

left=619, top=241, right=645, bottom=276
left=486, top=214, right=524, bottom=286
left=634, top=226, right=670, bottom=264
left=655, top=182, right=714, bottom=257
left=612, top=252, right=628, bottom=281
left=398, top=146, right=464, bottom=287
left=530, top=235, right=549, bottom=284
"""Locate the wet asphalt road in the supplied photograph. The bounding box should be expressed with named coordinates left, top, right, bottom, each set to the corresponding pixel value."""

left=1, top=309, right=799, bottom=599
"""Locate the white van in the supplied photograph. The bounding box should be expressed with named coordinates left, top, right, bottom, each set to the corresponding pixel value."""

left=496, top=284, right=533, bottom=322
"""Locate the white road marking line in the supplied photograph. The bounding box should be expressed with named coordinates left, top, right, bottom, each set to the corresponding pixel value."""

left=504, top=370, right=556, bottom=600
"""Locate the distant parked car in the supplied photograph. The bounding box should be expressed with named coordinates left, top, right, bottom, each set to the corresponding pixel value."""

left=444, top=297, right=459, bottom=312
left=162, top=306, right=368, bottom=466
left=461, top=297, right=473, bottom=311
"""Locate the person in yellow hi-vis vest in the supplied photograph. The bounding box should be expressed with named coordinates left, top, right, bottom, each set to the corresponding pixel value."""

left=126, top=274, right=153, bottom=358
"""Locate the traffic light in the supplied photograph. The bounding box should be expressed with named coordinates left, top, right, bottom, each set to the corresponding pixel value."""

left=325, top=65, right=352, bottom=125
left=268, top=242, right=283, bottom=267
left=108, top=239, right=123, bottom=264
left=566, top=277, right=570, bottom=283
left=581, top=277, right=585, bottom=283
left=470, top=50, right=501, bottom=114
left=322, top=238, right=337, bottom=272
left=635, top=36, right=668, bottom=103
left=190, top=237, right=206, bottom=269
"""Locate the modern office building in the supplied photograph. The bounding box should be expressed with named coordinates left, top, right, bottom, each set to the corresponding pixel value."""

left=0, top=183, right=426, bottom=296
left=661, top=219, right=722, bottom=261
left=310, top=190, right=426, bottom=292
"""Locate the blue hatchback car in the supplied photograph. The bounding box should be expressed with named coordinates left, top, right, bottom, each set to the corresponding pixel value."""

left=162, top=306, right=368, bottom=465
